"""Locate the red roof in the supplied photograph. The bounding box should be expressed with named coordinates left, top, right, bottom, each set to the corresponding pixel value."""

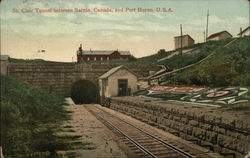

left=207, top=31, right=232, bottom=40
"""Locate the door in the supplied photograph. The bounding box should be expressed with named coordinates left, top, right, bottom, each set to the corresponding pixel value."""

left=118, top=79, right=128, bottom=96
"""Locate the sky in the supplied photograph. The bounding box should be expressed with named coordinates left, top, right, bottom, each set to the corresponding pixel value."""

left=1, top=0, right=249, bottom=62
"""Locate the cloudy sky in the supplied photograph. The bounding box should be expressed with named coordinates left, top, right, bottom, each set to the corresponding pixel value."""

left=1, top=0, right=249, bottom=62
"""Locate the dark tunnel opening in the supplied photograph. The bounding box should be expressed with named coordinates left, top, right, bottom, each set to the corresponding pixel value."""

left=70, top=80, right=99, bottom=104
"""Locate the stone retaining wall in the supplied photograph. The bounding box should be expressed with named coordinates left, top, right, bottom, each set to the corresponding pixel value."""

left=9, top=64, right=83, bottom=96
left=109, top=97, right=250, bottom=158
left=8, top=63, right=159, bottom=96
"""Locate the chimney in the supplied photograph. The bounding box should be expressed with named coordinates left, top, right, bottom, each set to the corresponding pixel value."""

left=78, top=44, right=83, bottom=55
left=79, top=44, right=82, bottom=51
left=240, top=27, right=242, bottom=37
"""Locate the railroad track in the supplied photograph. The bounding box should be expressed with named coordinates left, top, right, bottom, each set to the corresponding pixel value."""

left=86, top=105, right=199, bottom=158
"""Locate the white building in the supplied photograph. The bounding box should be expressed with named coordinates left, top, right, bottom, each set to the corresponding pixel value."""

left=207, top=31, right=232, bottom=41
left=0, top=55, right=10, bottom=76
left=99, top=65, right=138, bottom=102
left=174, top=34, right=195, bottom=49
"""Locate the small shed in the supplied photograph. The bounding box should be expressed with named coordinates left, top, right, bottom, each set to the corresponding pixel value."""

left=174, top=34, right=195, bottom=49
left=207, top=31, right=232, bottom=41
left=99, top=65, right=138, bottom=102
left=0, top=55, right=10, bottom=76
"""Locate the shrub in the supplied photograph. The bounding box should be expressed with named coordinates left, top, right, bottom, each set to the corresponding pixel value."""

left=206, top=58, right=240, bottom=86
left=0, top=75, right=68, bottom=157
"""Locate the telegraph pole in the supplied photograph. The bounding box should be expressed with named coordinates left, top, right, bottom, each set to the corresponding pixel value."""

left=180, top=24, right=183, bottom=56
left=203, top=31, right=206, bottom=42
left=179, top=24, right=183, bottom=66
left=249, top=0, right=250, bottom=36
left=206, top=10, right=209, bottom=42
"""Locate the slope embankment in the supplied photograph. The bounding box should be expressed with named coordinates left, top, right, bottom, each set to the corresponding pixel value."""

left=1, top=75, right=68, bottom=157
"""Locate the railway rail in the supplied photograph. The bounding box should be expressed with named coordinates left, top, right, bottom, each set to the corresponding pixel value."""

left=85, top=105, right=205, bottom=158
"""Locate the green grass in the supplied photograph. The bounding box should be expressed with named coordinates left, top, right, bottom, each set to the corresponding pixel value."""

left=49, top=135, right=96, bottom=151
left=0, top=75, right=70, bottom=157
left=133, top=39, right=232, bottom=66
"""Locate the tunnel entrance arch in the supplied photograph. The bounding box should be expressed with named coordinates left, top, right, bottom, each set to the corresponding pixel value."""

left=70, top=79, right=99, bottom=104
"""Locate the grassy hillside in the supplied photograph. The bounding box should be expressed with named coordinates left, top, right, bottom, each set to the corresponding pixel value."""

left=10, top=58, right=74, bottom=65
left=135, top=38, right=233, bottom=68
left=0, top=76, right=69, bottom=157
left=161, top=36, right=250, bottom=87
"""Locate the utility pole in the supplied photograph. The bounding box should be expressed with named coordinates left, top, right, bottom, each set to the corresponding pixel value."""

left=179, top=24, right=183, bottom=66
left=203, top=31, right=206, bottom=42
left=240, top=27, right=242, bottom=37
left=180, top=24, right=183, bottom=56
left=206, top=10, right=209, bottom=42
left=249, top=0, right=250, bottom=36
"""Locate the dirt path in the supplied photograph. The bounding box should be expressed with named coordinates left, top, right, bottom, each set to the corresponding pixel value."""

left=59, top=104, right=127, bottom=158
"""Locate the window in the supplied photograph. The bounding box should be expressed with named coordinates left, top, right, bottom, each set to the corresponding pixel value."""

left=101, top=57, right=103, bottom=61
left=94, top=57, right=96, bottom=61
left=87, top=57, right=90, bottom=61
left=107, top=57, right=109, bottom=60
